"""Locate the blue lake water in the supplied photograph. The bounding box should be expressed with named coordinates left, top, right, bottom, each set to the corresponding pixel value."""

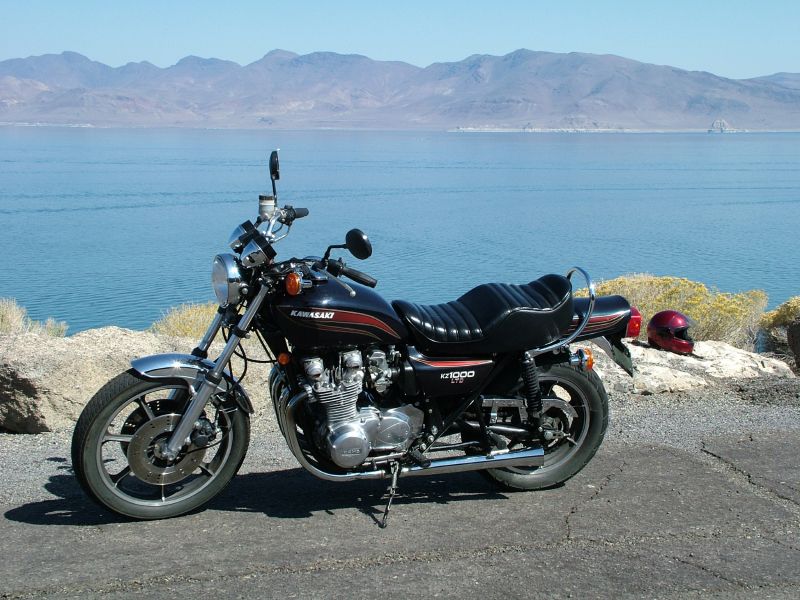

left=0, top=128, right=798, bottom=333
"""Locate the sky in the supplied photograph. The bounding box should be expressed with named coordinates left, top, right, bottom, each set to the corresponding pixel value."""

left=1, top=1, right=798, bottom=79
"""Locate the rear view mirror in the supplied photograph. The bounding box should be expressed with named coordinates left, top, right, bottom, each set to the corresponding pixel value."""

left=345, top=229, right=372, bottom=260
left=269, top=150, right=280, bottom=181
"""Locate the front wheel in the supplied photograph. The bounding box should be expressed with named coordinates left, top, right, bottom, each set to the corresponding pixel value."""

left=71, top=371, right=250, bottom=519
left=480, top=364, right=608, bottom=491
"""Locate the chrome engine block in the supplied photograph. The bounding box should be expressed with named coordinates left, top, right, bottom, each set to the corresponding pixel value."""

left=302, top=349, right=423, bottom=468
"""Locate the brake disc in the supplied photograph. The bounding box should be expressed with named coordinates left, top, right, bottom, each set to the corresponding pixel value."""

left=126, top=414, right=206, bottom=485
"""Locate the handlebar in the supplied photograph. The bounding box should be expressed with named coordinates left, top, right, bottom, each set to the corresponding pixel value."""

left=325, top=259, right=378, bottom=288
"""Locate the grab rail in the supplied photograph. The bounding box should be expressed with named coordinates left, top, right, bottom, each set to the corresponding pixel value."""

left=530, top=266, right=596, bottom=356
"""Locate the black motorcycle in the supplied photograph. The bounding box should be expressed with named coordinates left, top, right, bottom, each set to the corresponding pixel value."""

left=72, top=151, right=640, bottom=525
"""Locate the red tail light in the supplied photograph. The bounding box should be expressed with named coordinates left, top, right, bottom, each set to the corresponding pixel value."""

left=625, top=306, right=642, bottom=338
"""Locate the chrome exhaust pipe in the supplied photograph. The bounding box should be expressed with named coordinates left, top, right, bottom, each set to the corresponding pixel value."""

left=278, top=391, right=545, bottom=483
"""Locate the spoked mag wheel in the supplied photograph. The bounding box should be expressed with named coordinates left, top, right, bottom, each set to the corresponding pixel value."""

left=71, top=371, right=249, bottom=519
left=480, top=364, right=608, bottom=491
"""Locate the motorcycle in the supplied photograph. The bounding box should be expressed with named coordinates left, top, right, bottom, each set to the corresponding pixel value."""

left=72, top=151, right=641, bottom=525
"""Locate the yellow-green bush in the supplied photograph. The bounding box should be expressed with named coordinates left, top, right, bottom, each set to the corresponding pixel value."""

left=150, top=302, right=219, bottom=338
left=576, top=274, right=767, bottom=349
left=0, top=298, right=68, bottom=337
left=761, top=296, right=800, bottom=329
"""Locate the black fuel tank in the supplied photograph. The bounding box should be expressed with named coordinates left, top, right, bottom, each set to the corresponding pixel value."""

left=271, top=279, right=409, bottom=350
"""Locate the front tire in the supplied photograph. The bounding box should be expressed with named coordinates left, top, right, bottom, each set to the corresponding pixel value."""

left=481, top=364, right=608, bottom=491
left=71, top=371, right=250, bottom=520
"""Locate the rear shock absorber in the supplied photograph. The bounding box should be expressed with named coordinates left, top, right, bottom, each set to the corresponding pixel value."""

left=521, top=352, right=543, bottom=430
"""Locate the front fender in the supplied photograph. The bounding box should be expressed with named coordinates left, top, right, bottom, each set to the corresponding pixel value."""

left=130, top=353, right=254, bottom=413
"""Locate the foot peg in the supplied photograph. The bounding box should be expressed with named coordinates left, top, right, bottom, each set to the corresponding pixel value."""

left=409, top=448, right=431, bottom=468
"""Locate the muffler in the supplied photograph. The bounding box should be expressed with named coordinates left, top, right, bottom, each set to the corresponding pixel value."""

left=278, top=391, right=545, bottom=483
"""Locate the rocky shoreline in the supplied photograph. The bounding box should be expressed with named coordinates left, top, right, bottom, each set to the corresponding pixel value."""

left=0, top=326, right=796, bottom=434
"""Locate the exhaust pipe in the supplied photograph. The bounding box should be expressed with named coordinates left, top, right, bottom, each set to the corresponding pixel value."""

left=278, top=391, right=545, bottom=483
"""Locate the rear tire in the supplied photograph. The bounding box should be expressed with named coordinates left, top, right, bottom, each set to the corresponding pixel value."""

left=480, top=364, right=608, bottom=491
left=71, top=371, right=249, bottom=520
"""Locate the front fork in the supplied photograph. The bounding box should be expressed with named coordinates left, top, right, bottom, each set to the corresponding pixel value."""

left=159, top=284, right=270, bottom=461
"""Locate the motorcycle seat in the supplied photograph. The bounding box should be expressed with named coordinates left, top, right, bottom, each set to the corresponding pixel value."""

left=392, top=274, right=573, bottom=356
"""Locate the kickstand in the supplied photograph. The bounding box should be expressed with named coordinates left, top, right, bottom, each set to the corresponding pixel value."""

left=380, top=461, right=400, bottom=529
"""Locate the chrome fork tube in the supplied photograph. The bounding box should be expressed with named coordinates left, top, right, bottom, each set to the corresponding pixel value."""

left=194, top=308, right=225, bottom=355
left=162, top=285, right=270, bottom=460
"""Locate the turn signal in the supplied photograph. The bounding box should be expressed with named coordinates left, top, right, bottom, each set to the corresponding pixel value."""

left=625, top=306, right=642, bottom=338
left=285, top=272, right=302, bottom=296
left=278, top=352, right=292, bottom=366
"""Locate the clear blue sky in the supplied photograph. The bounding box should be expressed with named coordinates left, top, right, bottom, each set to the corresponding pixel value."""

left=2, top=1, right=798, bottom=79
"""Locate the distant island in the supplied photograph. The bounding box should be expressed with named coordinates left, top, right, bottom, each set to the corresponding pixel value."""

left=1, top=49, right=799, bottom=131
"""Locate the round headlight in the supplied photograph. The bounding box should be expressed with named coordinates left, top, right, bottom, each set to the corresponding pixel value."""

left=212, top=254, right=244, bottom=307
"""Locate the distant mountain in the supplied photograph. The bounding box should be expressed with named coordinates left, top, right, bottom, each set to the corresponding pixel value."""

left=750, top=72, right=800, bottom=91
left=1, top=50, right=799, bottom=130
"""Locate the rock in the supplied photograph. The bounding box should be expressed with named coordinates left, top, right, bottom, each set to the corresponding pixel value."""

left=787, top=317, right=800, bottom=366
left=590, top=340, right=794, bottom=396
left=0, top=327, right=272, bottom=433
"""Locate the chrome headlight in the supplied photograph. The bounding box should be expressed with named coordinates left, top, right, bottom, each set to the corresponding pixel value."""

left=212, top=254, right=245, bottom=307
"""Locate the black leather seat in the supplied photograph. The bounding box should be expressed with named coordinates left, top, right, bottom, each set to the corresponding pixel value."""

left=392, top=274, right=574, bottom=356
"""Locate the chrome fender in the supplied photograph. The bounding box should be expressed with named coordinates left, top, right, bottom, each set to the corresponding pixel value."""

left=130, top=353, right=254, bottom=413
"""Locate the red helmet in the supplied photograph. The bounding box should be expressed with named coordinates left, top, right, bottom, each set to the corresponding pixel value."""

left=647, top=310, right=695, bottom=354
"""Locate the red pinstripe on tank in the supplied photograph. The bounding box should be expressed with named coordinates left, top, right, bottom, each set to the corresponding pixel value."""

left=409, top=356, right=494, bottom=368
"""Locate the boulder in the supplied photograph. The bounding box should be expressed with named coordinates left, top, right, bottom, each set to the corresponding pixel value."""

left=787, top=317, right=800, bottom=367
left=0, top=327, right=272, bottom=433
left=590, top=340, right=794, bottom=396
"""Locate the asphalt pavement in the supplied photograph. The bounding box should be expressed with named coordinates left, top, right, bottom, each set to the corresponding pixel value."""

left=1, top=387, right=799, bottom=599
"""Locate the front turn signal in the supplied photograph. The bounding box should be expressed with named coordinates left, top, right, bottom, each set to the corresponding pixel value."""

left=278, top=352, right=292, bottom=366
left=583, top=348, right=594, bottom=370
left=285, top=272, right=302, bottom=296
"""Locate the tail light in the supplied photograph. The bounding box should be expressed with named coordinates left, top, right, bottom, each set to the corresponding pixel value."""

left=625, top=306, right=642, bottom=338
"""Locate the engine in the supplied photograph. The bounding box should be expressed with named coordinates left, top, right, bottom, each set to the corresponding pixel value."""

left=301, top=349, right=423, bottom=468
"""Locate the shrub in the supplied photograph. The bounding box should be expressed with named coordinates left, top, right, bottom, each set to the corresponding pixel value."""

left=0, top=298, right=68, bottom=337
left=150, top=303, right=219, bottom=338
left=761, top=296, right=800, bottom=329
left=575, top=274, right=767, bottom=350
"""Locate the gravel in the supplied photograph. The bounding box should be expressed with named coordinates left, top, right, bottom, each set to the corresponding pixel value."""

left=2, top=376, right=800, bottom=508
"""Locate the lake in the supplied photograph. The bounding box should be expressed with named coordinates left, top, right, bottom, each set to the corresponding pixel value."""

left=1, top=128, right=798, bottom=333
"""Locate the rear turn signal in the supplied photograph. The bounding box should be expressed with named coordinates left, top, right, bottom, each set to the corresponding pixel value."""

left=625, top=306, right=642, bottom=338
left=278, top=352, right=292, bottom=366
left=285, top=272, right=302, bottom=296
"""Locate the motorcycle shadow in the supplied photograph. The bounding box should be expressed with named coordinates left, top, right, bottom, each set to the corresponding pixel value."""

left=211, top=467, right=508, bottom=525
left=4, top=464, right=507, bottom=528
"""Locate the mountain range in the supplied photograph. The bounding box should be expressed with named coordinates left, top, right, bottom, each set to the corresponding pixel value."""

left=1, top=49, right=799, bottom=130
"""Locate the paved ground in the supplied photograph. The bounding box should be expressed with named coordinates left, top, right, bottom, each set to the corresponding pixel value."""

left=2, top=383, right=800, bottom=599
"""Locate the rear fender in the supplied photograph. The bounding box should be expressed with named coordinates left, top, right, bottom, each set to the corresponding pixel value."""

left=130, top=353, right=254, bottom=413
left=591, top=335, right=634, bottom=376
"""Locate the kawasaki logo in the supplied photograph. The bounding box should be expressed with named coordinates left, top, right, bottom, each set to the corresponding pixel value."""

left=290, top=310, right=335, bottom=320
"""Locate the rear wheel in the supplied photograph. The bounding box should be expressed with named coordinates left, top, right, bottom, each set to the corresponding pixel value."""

left=71, top=371, right=249, bottom=519
left=478, top=364, right=608, bottom=491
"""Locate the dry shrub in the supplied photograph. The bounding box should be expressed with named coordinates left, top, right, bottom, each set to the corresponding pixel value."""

left=575, top=274, right=767, bottom=350
left=0, top=298, right=68, bottom=337
left=150, top=303, right=219, bottom=338
left=761, top=296, right=800, bottom=329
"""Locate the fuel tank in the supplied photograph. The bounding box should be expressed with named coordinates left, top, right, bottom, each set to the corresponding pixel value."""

left=271, top=278, right=409, bottom=350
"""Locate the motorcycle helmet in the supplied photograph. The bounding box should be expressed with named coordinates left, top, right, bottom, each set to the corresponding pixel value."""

left=647, top=310, right=695, bottom=354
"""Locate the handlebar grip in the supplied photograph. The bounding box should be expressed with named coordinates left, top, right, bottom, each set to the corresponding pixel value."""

left=292, top=207, right=309, bottom=219
left=279, top=206, right=310, bottom=224
left=340, top=265, right=378, bottom=288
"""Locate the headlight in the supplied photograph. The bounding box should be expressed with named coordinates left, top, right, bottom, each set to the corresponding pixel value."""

left=212, top=254, right=245, bottom=307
